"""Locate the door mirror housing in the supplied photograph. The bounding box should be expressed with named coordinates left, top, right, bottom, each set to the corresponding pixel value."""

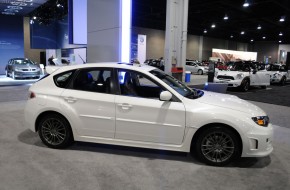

left=160, top=91, right=172, bottom=101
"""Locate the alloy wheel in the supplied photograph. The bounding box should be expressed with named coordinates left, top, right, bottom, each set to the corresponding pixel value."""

left=41, top=118, right=67, bottom=146
left=201, top=132, right=235, bottom=163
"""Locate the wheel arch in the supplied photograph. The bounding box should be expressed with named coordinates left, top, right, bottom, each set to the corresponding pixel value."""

left=190, top=123, right=243, bottom=154
left=35, top=111, right=72, bottom=133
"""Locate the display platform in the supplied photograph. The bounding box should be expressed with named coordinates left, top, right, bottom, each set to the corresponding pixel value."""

left=0, top=75, right=44, bottom=86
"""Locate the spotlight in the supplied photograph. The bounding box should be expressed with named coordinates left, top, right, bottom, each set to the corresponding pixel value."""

left=257, top=25, right=262, bottom=30
left=279, top=32, right=283, bottom=36
left=224, top=14, right=228, bottom=20
left=262, top=36, right=266, bottom=39
left=279, top=16, right=285, bottom=22
left=250, top=39, right=254, bottom=42
left=279, top=40, right=282, bottom=43
left=211, top=24, right=216, bottom=28
left=241, top=31, right=245, bottom=35
left=57, top=4, right=63, bottom=8
left=204, top=29, right=207, bottom=33
left=243, top=0, right=249, bottom=7
left=230, top=35, right=234, bottom=38
left=33, top=16, right=37, bottom=20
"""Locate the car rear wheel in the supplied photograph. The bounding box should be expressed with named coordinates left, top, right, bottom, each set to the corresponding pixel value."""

left=198, top=69, right=203, bottom=75
left=38, top=113, right=73, bottom=149
left=194, top=126, right=241, bottom=166
left=240, top=79, right=249, bottom=92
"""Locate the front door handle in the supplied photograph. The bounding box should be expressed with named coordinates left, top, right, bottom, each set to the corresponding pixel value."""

left=117, top=103, right=132, bottom=110
left=64, top=97, right=77, bottom=103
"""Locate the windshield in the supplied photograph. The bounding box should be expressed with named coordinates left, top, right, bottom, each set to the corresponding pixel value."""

left=14, top=59, right=35, bottom=65
left=230, top=62, right=252, bottom=72
left=150, top=69, right=203, bottom=99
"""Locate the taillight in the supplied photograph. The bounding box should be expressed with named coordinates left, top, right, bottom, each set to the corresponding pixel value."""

left=29, top=92, right=36, bottom=99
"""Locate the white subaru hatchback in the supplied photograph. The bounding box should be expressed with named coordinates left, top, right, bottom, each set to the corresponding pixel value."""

left=24, top=63, right=273, bottom=166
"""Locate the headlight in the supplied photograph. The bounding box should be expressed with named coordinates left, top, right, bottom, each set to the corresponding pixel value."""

left=214, top=71, right=218, bottom=77
left=273, top=73, right=281, bottom=79
left=14, top=68, right=22, bottom=72
left=252, top=116, right=269, bottom=127
left=237, top=73, right=244, bottom=79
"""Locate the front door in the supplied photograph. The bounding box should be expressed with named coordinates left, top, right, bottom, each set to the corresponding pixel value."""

left=115, top=69, right=186, bottom=145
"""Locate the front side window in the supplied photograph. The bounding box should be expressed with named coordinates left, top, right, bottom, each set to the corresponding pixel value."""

left=150, top=69, right=202, bottom=99
left=118, top=69, right=162, bottom=99
left=72, top=68, right=112, bottom=94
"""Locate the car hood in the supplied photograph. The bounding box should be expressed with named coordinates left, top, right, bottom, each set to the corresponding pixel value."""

left=217, top=70, right=248, bottom=76
left=197, top=91, right=266, bottom=116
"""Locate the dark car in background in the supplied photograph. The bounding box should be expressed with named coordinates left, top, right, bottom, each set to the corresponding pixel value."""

left=5, top=58, right=41, bottom=80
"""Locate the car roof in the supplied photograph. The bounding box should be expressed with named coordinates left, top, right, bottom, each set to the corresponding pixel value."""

left=50, top=62, right=157, bottom=75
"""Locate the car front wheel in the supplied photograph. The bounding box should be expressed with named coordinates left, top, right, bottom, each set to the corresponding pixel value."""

left=38, top=113, right=73, bottom=149
left=240, top=79, right=250, bottom=92
left=194, top=126, right=241, bottom=166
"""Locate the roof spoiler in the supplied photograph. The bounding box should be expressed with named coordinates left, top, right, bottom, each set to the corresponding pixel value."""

left=45, top=66, right=62, bottom=74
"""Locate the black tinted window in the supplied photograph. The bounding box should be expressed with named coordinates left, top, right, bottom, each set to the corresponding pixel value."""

left=72, top=68, right=113, bottom=94
left=53, top=70, right=75, bottom=88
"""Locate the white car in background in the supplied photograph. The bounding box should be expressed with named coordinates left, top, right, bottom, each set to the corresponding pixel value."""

left=185, top=61, right=208, bottom=75
left=268, top=64, right=290, bottom=85
left=24, top=62, right=273, bottom=166
left=214, top=61, right=271, bottom=92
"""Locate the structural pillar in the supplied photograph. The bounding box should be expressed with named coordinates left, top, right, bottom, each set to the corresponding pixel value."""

left=164, top=0, right=189, bottom=74
left=87, top=0, right=131, bottom=63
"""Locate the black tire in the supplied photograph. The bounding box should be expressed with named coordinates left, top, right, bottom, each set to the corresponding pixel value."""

left=261, top=85, right=267, bottom=89
left=240, top=79, right=250, bottom=92
left=38, top=113, right=74, bottom=149
left=193, top=126, right=241, bottom=166
left=280, top=77, right=286, bottom=86
left=198, top=69, right=203, bottom=75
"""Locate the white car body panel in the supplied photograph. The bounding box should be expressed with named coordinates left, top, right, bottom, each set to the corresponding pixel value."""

left=24, top=62, right=273, bottom=158
left=185, top=61, right=208, bottom=74
left=214, top=70, right=270, bottom=87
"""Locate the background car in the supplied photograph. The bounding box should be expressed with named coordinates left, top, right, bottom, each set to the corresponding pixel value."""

left=214, top=61, right=271, bottom=91
left=185, top=60, right=208, bottom=75
left=5, top=58, right=41, bottom=80
left=267, top=64, right=290, bottom=85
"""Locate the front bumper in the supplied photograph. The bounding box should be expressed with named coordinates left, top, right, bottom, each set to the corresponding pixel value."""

left=15, top=71, right=40, bottom=79
left=242, top=123, right=273, bottom=157
left=213, top=78, right=242, bottom=87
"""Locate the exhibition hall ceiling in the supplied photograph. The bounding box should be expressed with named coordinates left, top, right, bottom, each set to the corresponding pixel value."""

left=0, top=0, right=48, bottom=16
left=133, top=0, right=290, bottom=43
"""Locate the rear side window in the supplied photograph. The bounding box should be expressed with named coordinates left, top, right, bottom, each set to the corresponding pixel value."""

left=53, top=70, right=75, bottom=88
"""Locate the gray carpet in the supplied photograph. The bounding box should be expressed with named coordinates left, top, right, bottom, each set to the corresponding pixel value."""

left=0, top=87, right=290, bottom=189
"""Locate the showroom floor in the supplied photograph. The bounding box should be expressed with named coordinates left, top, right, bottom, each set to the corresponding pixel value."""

left=0, top=75, right=290, bottom=190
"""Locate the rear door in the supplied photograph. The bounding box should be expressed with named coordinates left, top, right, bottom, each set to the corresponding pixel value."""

left=60, top=68, right=116, bottom=138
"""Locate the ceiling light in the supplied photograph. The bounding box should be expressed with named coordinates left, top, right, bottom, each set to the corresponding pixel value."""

left=262, top=36, right=266, bottom=39
left=243, top=0, right=249, bottom=7
left=279, top=16, right=285, bottom=22
left=251, top=39, right=254, bottom=42
left=2, top=12, right=15, bottom=15
left=279, top=32, right=283, bottom=36
left=230, top=35, right=234, bottom=38
left=33, top=16, right=37, bottom=20
left=57, top=4, right=63, bottom=8
left=257, top=25, right=262, bottom=30
left=211, top=24, right=216, bottom=28
left=224, top=14, right=228, bottom=20
left=204, top=29, right=207, bottom=33
left=241, top=31, right=245, bottom=35
left=279, top=40, right=282, bottom=43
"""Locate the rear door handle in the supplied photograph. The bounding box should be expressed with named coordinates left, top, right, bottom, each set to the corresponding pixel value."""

left=117, top=103, right=132, bottom=110
left=64, top=97, right=77, bottom=103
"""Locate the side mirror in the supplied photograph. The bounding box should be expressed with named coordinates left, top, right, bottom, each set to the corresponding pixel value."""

left=160, top=91, right=172, bottom=101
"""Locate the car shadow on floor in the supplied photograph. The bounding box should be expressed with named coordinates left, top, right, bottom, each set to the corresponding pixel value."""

left=18, top=129, right=271, bottom=168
